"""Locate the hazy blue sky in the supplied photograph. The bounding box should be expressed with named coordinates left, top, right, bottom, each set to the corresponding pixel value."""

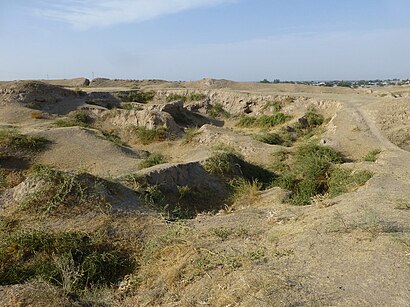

left=1, top=0, right=409, bottom=81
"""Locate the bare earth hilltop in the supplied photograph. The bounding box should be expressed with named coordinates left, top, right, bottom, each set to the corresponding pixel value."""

left=0, top=77, right=409, bottom=306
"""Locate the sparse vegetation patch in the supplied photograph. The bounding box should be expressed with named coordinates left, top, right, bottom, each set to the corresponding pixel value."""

left=237, top=113, right=290, bottom=128
left=19, top=164, right=110, bottom=215
left=118, top=91, right=155, bottom=103
left=204, top=149, right=276, bottom=186
left=134, top=127, right=170, bottom=145
left=263, top=100, right=282, bottom=112
left=102, top=130, right=128, bottom=147
left=166, top=93, right=207, bottom=103
left=140, top=153, right=167, bottom=169
left=362, top=149, right=381, bottom=162
left=166, top=94, right=186, bottom=102
left=209, top=103, right=230, bottom=118
left=181, top=127, right=201, bottom=144
left=253, top=132, right=284, bottom=145
left=328, top=168, right=373, bottom=197
left=0, top=230, right=133, bottom=291
left=54, top=111, right=93, bottom=128
left=0, top=129, right=49, bottom=152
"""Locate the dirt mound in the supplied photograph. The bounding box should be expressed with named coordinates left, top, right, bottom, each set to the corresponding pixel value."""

left=95, top=108, right=183, bottom=135
left=185, top=78, right=237, bottom=89
left=9, top=166, right=142, bottom=213
left=42, top=77, right=90, bottom=88
left=0, top=81, right=78, bottom=107
left=154, top=88, right=339, bottom=117
left=89, top=78, right=172, bottom=88
left=35, top=127, right=147, bottom=177
left=140, top=160, right=227, bottom=193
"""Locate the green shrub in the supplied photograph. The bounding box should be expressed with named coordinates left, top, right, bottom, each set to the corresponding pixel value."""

left=253, top=132, right=284, bottom=145
left=0, top=129, right=49, bottom=152
left=140, top=153, right=167, bottom=169
left=119, top=91, right=155, bottom=103
left=54, top=111, right=92, bottom=128
left=204, top=151, right=275, bottom=185
left=362, top=149, right=381, bottom=162
left=272, top=144, right=372, bottom=205
left=305, top=111, right=324, bottom=127
left=144, top=185, right=165, bottom=208
left=134, top=127, right=170, bottom=145
left=166, top=94, right=186, bottom=102
left=255, top=113, right=290, bottom=128
left=229, top=177, right=262, bottom=203
left=209, top=103, right=229, bottom=118
left=166, top=93, right=206, bottom=103
left=237, top=115, right=257, bottom=127
left=118, top=102, right=143, bottom=110
left=292, top=111, right=325, bottom=138
left=204, top=152, right=237, bottom=177
left=272, top=143, right=345, bottom=205
left=237, top=113, right=290, bottom=128
left=0, top=230, right=133, bottom=291
left=188, top=93, right=207, bottom=101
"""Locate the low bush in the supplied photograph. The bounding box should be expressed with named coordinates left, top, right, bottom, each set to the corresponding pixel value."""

left=292, top=111, right=325, bottom=137
left=19, top=164, right=109, bottom=214
left=54, top=111, right=93, bottom=128
left=272, top=143, right=371, bottom=205
left=253, top=132, right=284, bottom=145
left=0, top=129, right=49, bottom=152
left=181, top=128, right=201, bottom=144
left=166, top=93, right=207, bottom=103
left=230, top=177, right=262, bottom=204
left=237, top=113, right=290, bottom=128
left=209, top=103, right=229, bottom=118
left=0, top=230, right=133, bottom=291
left=362, top=149, right=381, bottom=162
left=204, top=150, right=275, bottom=185
left=102, top=131, right=128, bottom=147
left=166, top=94, right=186, bottom=102
left=134, top=127, right=170, bottom=145
left=272, top=144, right=344, bottom=205
left=119, top=91, right=155, bottom=103
left=328, top=168, right=373, bottom=197
left=237, top=116, right=256, bottom=127
left=188, top=93, right=207, bottom=101
left=203, top=151, right=237, bottom=177
left=118, top=102, right=143, bottom=110
left=140, top=153, right=167, bottom=169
